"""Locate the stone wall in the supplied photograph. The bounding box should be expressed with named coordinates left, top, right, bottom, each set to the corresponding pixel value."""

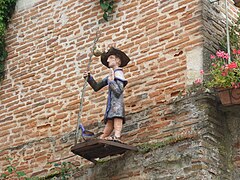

left=0, top=0, right=240, bottom=179
left=220, top=105, right=240, bottom=179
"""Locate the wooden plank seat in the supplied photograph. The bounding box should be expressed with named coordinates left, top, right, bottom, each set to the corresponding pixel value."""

left=71, top=139, right=138, bottom=163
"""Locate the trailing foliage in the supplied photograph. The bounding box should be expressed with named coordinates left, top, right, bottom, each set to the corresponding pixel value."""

left=220, top=13, right=240, bottom=58
left=0, top=0, right=17, bottom=81
left=138, top=134, right=196, bottom=154
left=0, top=158, right=77, bottom=179
left=45, top=161, right=76, bottom=180
left=0, top=157, right=26, bottom=179
left=100, top=0, right=114, bottom=21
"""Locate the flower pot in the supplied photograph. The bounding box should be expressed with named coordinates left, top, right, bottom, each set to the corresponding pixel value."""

left=234, top=0, right=240, bottom=8
left=217, top=88, right=240, bottom=106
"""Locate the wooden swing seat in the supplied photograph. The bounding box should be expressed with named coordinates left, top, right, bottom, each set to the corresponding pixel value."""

left=71, top=139, right=137, bottom=163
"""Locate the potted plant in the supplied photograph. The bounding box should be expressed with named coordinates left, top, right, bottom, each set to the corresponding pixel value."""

left=210, top=50, right=240, bottom=105
left=198, top=50, right=240, bottom=106
left=191, top=12, right=240, bottom=106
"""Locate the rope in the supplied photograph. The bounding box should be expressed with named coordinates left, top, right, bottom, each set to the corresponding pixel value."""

left=75, top=30, right=101, bottom=145
left=225, top=0, right=231, bottom=63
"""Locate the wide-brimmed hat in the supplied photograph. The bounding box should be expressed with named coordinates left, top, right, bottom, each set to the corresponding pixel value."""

left=101, top=47, right=130, bottom=68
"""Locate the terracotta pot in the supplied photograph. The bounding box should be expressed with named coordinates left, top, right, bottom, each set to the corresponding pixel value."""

left=234, top=0, right=240, bottom=8
left=217, top=88, right=240, bottom=106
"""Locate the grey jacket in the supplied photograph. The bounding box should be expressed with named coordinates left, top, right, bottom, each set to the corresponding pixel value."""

left=87, top=69, right=127, bottom=124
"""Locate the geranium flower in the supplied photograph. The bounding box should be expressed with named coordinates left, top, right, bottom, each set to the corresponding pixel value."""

left=216, top=50, right=224, bottom=58
left=210, top=55, right=215, bottom=59
left=233, top=49, right=237, bottom=54
left=207, top=50, right=240, bottom=88
left=221, top=71, right=227, bottom=76
left=194, top=78, right=202, bottom=84
left=227, top=62, right=238, bottom=69
left=212, top=63, right=217, bottom=67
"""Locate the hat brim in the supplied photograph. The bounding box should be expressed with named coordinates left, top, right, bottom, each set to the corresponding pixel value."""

left=101, top=47, right=130, bottom=68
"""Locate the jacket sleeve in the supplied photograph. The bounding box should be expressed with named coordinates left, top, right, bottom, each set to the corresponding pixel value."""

left=87, top=76, right=108, bottom=92
left=108, top=79, right=126, bottom=98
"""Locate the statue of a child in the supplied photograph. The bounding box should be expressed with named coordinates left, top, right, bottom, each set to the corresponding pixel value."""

left=84, top=47, right=130, bottom=142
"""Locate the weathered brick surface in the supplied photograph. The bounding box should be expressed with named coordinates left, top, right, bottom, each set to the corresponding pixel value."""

left=0, top=0, right=240, bottom=179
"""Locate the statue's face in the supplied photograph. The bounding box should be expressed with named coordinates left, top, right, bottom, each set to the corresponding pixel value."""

left=107, top=55, right=120, bottom=68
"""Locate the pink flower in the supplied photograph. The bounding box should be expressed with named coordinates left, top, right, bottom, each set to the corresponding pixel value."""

left=208, top=50, right=240, bottom=88
left=194, top=78, right=202, bottom=84
left=216, top=50, right=224, bottom=58
left=200, top=70, right=204, bottom=74
left=227, top=61, right=238, bottom=69
left=231, top=82, right=238, bottom=89
left=210, top=55, right=215, bottom=59
left=221, top=71, right=227, bottom=76
left=212, top=63, right=217, bottom=67
left=223, top=54, right=229, bottom=59
left=215, top=50, right=229, bottom=59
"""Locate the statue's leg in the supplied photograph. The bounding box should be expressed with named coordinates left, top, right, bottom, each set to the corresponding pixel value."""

left=113, top=118, right=123, bottom=138
left=100, top=120, right=113, bottom=139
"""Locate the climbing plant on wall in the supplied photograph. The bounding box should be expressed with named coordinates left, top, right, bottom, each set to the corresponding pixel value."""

left=0, top=0, right=17, bottom=81
left=100, top=0, right=114, bottom=21
left=220, top=13, right=240, bottom=54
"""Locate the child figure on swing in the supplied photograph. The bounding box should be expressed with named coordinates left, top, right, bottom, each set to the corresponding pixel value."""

left=84, top=47, right=130, bottom=142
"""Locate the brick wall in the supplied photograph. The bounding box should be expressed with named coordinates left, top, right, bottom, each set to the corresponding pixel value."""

left=0, top=0, right=240, bottom=178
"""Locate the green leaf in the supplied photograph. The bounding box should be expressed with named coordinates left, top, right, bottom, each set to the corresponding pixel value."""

left=100, top=3, right=109, bottom=11
left=16, top=171, right=26, bottom=177
left=108, top=7, right=113, bottom=13
left=54, top=163, right=60, bottom=167
left=6, top=157, right=13, bottom=161
left=6, top=166, right=13, bottom=173
left=103, top=12, right=108, bottom=21
left=1, top=173, right=7, bottom=178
